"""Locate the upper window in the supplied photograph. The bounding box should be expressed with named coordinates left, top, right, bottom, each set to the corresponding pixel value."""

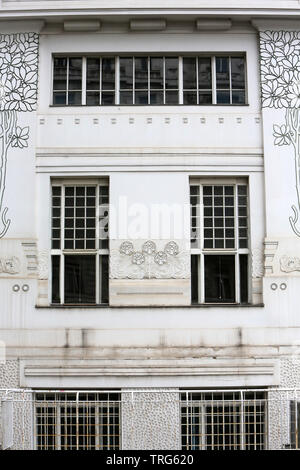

left=52, top=55, right=246, bottom=106
left=51, top=180, right=109, bottom=305
left=190, top=179, right=249, bottom=304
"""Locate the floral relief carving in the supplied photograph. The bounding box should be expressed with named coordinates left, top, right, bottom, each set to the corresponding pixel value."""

left=0, top=255, right=20, bottom=274
left=280, top=255, right=300, bottom=273
left=111, top=240, right=190, bottom=279
left=0, top=32, right=39, bottom=238
left=260, top=30, right=300, bottom=237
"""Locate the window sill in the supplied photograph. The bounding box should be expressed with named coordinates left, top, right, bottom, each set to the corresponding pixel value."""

left=35, top=303, right=264, bottom=309
left=190, top=303, right=264, bottom=308
left=49, top=104, right=249, bottom=108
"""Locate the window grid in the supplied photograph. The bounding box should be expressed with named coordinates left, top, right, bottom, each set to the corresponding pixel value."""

left=190, top=181, right=249, bottom=304
left=181, top=391, right=266, bottom=450
left=35, top=392, right=120, bottom=450
left=51, top=181, right=109, bottom=305
left=183, top=57, right=213, bottom=105
left=53, top=57, right=83, bottom=106
left=52, top=55, right=246, bottom=106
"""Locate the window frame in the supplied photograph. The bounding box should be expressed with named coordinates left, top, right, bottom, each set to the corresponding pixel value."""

left=190, top=177, right=250, bottom=305
left=51, top=53, right=247, bottom=107
left=181, top=390, right=267, bottom=450
left=50, top=178, right=109, bottom=306
left=35, top=391, right=120, bottom=450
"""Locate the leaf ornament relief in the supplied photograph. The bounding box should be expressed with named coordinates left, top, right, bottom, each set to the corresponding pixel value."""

left=0, top=33, right=38, bottom=238
left=260, top=31, right=300, bottom=236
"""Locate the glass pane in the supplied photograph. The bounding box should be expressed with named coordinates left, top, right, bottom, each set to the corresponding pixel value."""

left=53, top=57, right=67, bottom=90
left=216, top=90, right=230, bottom=104
left=51, top=256, right=60, bottom=304
left=86, top=58, right=100, bottom=91
left=68, top=91, right=82, bottom=105
left=165, top=90, right=178, bottom=104
left=216, top=57, right=230, bottom=88
left=232, top=90, right=245, bottom=104
left=205, top=255, right=235, bottom=303
left=183, top=91, right=197, bottom=105
left=198, top=58, right=212, bottom=89
left=231, top=57, right=245, bottom=89
left=150, top=91, right=164, bottom=105
left=120, top=91, right=133, bottom=105
left=135, top=91, right=148, bottom=105
left=120, top=57, right=133, bottom=90
left=102, top=58, right=115, bottom=90
left=86, top=91, right=100, bottom=106
left=183, top=57, right=197, bottom=89
left=53, top=92, right=66, bottom=105
left=165, top=57, right=178, bottom=89
left=191, top=255, right=199, bottom=304
left=135, top=57, right=148, bottom=90
left=199, top=92, right=212, bottom=104
left=68, top=57, right=82, bottom=90
left=150, top=57, right=163, bottom=89
left=64, top=255, right=96, bottom=304
left=101, top=91, right=115, bottom=105
left=239, top=254, right=248, bottom=304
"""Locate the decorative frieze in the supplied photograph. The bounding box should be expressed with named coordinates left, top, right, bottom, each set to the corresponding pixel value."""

left=260, top=30, right=300, bottom=237
left=110, top=240, right=190, bottom=280
left=0, top=32, right=39, bottom=238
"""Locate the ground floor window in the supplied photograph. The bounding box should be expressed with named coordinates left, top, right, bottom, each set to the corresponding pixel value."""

left=181, top=391, right=267, bottom=450
left=35, top=392, right=120, bottom=450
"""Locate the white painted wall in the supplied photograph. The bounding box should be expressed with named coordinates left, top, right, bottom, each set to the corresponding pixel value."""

left=0, top=18, right=299, bottom=391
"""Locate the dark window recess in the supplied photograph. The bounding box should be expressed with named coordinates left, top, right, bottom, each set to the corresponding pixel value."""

left=204, top=255, right=235, bottom=303
left=64, top=255, right=96, bottom=304
left=51, top=256, right=60, bottom=304
left=239, top=254, right=248, bottom=303
left=101, top=255, right=109, bottom=304
left=290, top=401, right=300, bottom=449
left=191, top=255, right=199, bottom=304
left=102, top=57, right=115, bottom=105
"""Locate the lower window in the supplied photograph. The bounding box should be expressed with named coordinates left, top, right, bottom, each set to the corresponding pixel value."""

left=181, top=391, right=266, bottom=450
left=35, top=392, right=120, bottom=450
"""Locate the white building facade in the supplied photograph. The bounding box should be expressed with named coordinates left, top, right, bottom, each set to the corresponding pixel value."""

left=0, top=0, right=300, bottom=450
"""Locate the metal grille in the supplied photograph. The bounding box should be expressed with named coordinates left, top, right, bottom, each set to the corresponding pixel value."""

left=181, top=391, right=266, bottom=450
left=35, top=392, right=120, bottom=450
left=2, top=388, right=300, bottom=450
